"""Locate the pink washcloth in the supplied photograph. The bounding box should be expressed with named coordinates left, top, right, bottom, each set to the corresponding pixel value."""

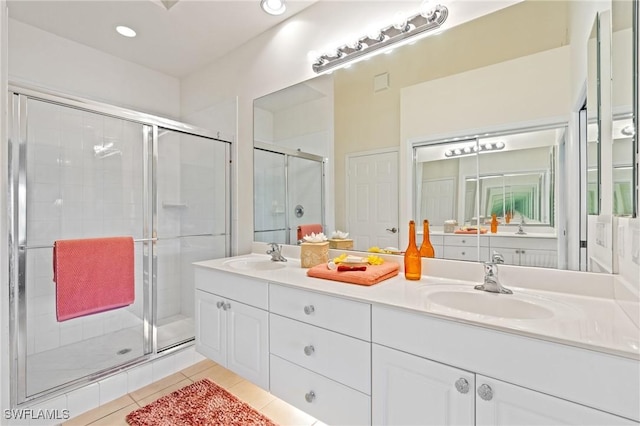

left=53, top=237, right=135, bottom=322
left=307, top=262, right=400, bottom=286
left=297, top=224, right=323, bottom=240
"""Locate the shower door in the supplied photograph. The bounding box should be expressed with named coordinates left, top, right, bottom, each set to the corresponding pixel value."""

left=253, top=148, right=287, bottom=243
left=9, top=88, right=233, bottom=405
left=10, top=95, right=151, bottom=402
left=155, top=128, right=231, bottom=351
left=253, top=145, right=325, bottom=245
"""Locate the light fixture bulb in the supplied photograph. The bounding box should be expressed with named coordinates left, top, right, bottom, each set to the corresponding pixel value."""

left=261, top=0, right=286, bottom=16
left=116, top=25, right=136, bottom=38
left=495, top=141, right=505, bottom=149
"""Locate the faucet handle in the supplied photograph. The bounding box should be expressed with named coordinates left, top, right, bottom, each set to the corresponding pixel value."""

left=491, top=251, right=504, bottom=264
left=267, top=242, right=280, bottom=253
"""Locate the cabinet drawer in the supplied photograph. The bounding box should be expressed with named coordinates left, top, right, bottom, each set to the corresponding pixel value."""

left=443, top=235, right=490, bottom=247
left=443, top=246, right=489, bottom=261
left=195, top=267, right=268, bottom=309
left=270, top=314, right=371, bottom=394
left=269, top=284, right=370, bottom=340
left=270, top=355, right=371, bottom=426
left=490, top=236, right=556, bottom=250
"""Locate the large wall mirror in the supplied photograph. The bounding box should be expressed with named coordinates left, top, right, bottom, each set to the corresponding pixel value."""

left=253, top=0, right=638, bottom=273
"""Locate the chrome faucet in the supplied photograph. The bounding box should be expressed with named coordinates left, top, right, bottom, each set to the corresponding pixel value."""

left=515, top=214, right=527, bottom=235
left=267, top=243, right=287, bottom=262
left=474, top=251, right=512, bottom=294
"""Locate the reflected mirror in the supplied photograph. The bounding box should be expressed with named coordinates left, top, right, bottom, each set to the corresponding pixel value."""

left=587, top=16, right=601, bottom=215
left=611, top=0, right=636, bottom=217
left=253, top=0, right=633, bottom=272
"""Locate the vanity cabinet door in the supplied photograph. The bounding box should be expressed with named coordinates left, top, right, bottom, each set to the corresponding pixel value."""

left=475, top=375, right=637, bottom=426
left=195, top=289, right=227, bottom=366
left=226, top=300, right=269, bottom=390
left=195, top=289, right=269, bottom=390
left=372, top=344, right=474, bottom=426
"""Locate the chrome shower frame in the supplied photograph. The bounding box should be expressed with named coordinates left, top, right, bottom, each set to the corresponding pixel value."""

left=7, top=83, right=232, bottom=407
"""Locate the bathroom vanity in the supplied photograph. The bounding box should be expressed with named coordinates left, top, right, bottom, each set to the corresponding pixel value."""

left=194, top=251, right=639, bottom=426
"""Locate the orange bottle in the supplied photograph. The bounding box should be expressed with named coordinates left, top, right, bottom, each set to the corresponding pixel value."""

left=419, top=219, right=435, bottom=258
left=491, top=213, right=498, bottom=233
left=404, top=220, right=422, bottom=280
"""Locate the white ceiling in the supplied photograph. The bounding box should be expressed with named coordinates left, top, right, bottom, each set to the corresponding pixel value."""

left=7, top=0, right=318, bottom=78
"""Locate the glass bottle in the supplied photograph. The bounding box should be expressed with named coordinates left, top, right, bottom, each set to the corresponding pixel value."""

left=404, top=220, right=422, bottom=280
left=491, top=213, right=498, bottom=233
left=419, top=219, right=435, bottom=258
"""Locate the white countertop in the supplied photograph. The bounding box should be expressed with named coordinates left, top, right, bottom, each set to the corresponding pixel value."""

left=194, top=253, right=639, bottom=360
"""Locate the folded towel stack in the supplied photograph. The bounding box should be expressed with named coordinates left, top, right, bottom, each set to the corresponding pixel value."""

left=307, top=262, right=400, bottom=286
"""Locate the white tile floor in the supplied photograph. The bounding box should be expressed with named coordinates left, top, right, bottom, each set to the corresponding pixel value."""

left=64, top=359, right=324, bottom=426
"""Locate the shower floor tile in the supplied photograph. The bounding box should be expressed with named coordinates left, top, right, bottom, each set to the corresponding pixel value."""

left=27, top=327, right=144, bottom=396
left=157, top=315, right=194, bottom=349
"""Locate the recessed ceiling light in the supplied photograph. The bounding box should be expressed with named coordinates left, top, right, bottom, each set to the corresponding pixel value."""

left=260, top=0, right=286, bottom=16
left=116, top=25, right=137, bottom=38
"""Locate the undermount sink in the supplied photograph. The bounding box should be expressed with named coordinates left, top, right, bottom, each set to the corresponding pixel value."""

left=224, top=258, right=288, bottom=271
left=424, top=288, right=555, bottom=320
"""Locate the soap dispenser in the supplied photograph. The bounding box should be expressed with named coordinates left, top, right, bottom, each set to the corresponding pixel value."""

left=404, top=220, right=421, bottom=280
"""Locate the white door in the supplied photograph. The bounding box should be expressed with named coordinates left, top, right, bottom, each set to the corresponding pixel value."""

left=372, top=344, right=475, bottom=426
left=422, top=178, right=455, bottom=226
left=195, top=290, right=227, bottom=366
left=226, top=301, right=270, bottom=390
left=475, top=375, right=636, bottom=426
left=348, top=151, right=399, bottom=251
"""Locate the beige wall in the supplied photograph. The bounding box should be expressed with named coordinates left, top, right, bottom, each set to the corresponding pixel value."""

left=334, top=0, right=569, bottom=231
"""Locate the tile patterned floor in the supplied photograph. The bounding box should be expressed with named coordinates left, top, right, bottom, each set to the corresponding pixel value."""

left=63, top=360, right=323, bottom=426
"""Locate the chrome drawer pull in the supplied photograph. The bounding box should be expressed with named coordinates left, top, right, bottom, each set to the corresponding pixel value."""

left=303, top=305, right=315, bottom=315
left=304, top=345, right=315, bottom=356
left=477, top=384, right=493, bottom=401
left=455, top=378, right=469, bottom=394
left=305, top=391, right=316, bottom=403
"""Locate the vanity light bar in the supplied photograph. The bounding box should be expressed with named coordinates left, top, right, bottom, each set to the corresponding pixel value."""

left=312, top=5, right=448, bottom=74
left=444, top=141, right=505, bottom=158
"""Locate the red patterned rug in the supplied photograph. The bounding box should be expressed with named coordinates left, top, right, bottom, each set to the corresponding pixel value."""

left=126, top=378, right=278, bottom=426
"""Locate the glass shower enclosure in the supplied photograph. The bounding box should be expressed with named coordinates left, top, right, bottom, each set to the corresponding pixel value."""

left=253, top=143, right=325, bottom=244
left=8, top=86, right=231, bottom=405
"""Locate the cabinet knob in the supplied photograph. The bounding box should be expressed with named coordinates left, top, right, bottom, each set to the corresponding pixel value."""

left=222, top=302, right=231, bottom=311
left=461, top=251, right=465, bottom=256
left=477, top=384, right=493, bottom=401
left=303, top=305, right=315, bottom=315
left=455, top=378, right=469, bottom=394
left=216, top=301, right=224, bottom=309
left=303, top=345, right=315, bottom=356
left=304, top=391, right=316, bottom=403
left=461, top=239, right=466, bottom=244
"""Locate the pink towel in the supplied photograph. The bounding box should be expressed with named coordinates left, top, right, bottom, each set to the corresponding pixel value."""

left=297, top=224, right=323, bottom=240
left=53, top=237, right=135, bottom=322
left=307, top=262, right=400, bottom=286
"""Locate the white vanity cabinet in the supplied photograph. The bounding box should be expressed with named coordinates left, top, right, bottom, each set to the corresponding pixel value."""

left=372, top=305, right=639, bottom=426
left=488, top=236, right=557, bottom=268
left=194, top=268, right=269, bottom=390
left=374, top=343, right=636, bottom=426
left=268, top=284, right=372, bottom=426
